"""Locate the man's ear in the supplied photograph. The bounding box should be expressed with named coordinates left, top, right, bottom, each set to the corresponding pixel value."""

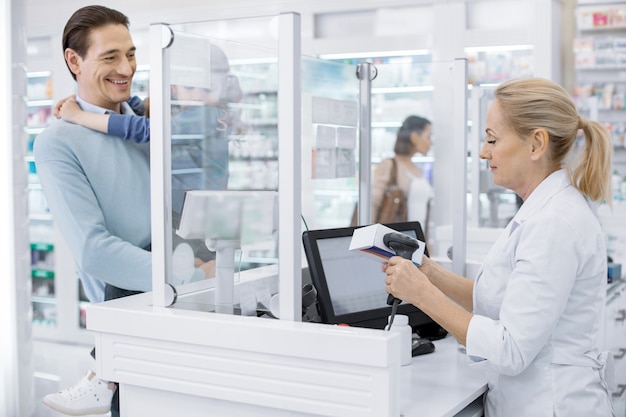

left=64, top=48, right=81, bottom=77
left=529, top=128, right=549, bottom=161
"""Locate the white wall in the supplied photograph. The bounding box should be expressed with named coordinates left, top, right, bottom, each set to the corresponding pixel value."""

left=24, top=0, right=432, bottom=38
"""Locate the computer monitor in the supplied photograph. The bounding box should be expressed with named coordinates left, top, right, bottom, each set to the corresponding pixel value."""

left=302, top=221, right=441, bottom=334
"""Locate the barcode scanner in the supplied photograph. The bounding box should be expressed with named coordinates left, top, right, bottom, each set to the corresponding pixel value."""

left=383, top=232, right=420, bottom=330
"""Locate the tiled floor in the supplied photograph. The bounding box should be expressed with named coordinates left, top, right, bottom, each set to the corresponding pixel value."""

left=32, top=339, right=110, bottom=417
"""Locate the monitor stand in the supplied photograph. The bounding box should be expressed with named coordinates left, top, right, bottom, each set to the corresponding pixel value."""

left=205, top=238, right=239, bottom=314
left=176, top=190, right=278, bottom=314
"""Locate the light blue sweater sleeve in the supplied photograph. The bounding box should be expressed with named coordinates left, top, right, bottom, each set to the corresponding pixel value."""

left=33, top=120, right=152, bottom=292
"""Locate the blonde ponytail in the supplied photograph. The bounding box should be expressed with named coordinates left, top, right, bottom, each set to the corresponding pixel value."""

left=572, top=117, right=613, bottom=203
left=495, top=78, right=613, bottom=203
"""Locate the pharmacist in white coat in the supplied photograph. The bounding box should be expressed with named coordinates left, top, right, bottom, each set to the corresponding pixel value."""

left=384, top=78, right=615, bottom=417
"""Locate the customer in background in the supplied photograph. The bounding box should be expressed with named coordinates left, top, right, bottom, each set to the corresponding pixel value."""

left=371, top=115, right=433, bottom=235
left=384, top=77, right=615, bottom=416
left=34, top=6, right=151, bottom=417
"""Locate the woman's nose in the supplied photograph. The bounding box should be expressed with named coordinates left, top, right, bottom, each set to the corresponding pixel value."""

left=479, top=143, right=489, bottom=159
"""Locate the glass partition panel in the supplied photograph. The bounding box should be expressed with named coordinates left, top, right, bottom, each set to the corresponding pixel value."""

left=150, top=15, right=361, bottom=317
left=322, top=53, right=435, bottom=229
left=150, top=16, right=283, bottom=314
left=301, top=56, right=360, bottom=230
left=369, top=60, right=468, bottom=267
left=464, top=45, right=534, bottom=260
left=469, top=86, right=520, bottom=226
left=318, top=57, right=468, bottom=272
left=464, top=46, right=533, bottom=267
left=466, top=85, right=520, bottom=267
left=465, top=45, right=534, bottom=86
left=369, top=59, right=435, bottom=230
left=308, top=57, right=468, bottom=272
left=150, top=17, right=468, bottom=313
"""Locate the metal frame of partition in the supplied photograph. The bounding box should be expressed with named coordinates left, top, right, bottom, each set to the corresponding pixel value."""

left=277, top=12, right=302, bottom=321
left=355, top=62, right=376, bottom=226
left=355, top=58, right=469, bottom=275
left=469, top=85, right=485, bottom=229
left=451, top=58, right=468, bottom=275
left=149, top=23, right=174, bottom=308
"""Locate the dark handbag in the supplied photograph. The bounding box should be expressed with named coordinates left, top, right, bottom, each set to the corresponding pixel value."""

left=350, top=158, right=407, bottom=226
left=375, top=158, right=407, bottom=224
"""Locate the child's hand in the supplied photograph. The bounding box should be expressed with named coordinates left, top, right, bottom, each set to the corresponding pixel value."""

left=195, top=259, right=216, bottom=279
left=58, top=98, right=83, bottom=124
left=53, top=94, right=76, bottom=118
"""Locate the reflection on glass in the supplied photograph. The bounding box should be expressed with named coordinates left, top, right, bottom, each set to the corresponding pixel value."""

left=308, top=55, right=475, bottom=264
left=465, top=45, right=534, bottom=86
left=370, top=61, right=434, bottom=170
left=469, top=86, right=521, bottom=231
left=323, top=55, right=437, bottom=231
left=301, top=56, right=360, bottom=231
left=164, top=28, right=280, bottom=313
left=368, top=60, right=461, bottom=261
left=228, top=58, right=279, bottom=191
left=367, top=60, right=436, bottom=247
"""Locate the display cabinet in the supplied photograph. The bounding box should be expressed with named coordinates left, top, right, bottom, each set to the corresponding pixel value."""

left=573, top=2, right=626, bottom=186
left=26, top=68, right=93, bottom=345
left=227, top=60, right=279, bottom=192
left=466, top=45, right=535, bottom=86
left=604, top=279, right=626, bottom=416
left=26, top=71, right=57, bottom=329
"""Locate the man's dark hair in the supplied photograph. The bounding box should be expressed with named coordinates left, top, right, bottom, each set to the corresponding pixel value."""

left=62, top=5, right=130, bottom=80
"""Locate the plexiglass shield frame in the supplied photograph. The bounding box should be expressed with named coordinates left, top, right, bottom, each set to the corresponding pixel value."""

left=148, top=13, right=470, bottom=319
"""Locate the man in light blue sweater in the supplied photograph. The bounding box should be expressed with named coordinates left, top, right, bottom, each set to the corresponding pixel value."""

left=35, top=94, right=152, bottom=299
left=33, top=5, right=150, bottom=417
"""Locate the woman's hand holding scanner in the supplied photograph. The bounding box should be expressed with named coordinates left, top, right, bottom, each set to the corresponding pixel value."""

left=383, top=257, right=431, bottom=308
left=384, top=255, right=473, bottom=346
left=348, top=224, right=426, bottom=329
left=382, top=232, right=420, bottom=306
left=382, top=232, right=421, bottom=329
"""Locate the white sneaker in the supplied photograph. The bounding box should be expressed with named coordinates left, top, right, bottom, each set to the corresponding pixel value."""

left=43, top=371, right=116, bottom=416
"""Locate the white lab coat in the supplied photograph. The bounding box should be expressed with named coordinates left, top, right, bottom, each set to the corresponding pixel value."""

left=466, top=169, right=615, bottom=417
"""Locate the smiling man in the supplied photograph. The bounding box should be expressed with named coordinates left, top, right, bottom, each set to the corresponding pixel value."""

left=33, top=5, right=151, bottom=417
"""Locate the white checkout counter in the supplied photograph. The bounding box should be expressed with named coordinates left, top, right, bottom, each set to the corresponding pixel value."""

left=87, top=285, right=487, bottom=417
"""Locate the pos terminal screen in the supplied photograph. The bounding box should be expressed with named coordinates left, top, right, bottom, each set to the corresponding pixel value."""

left=302, top=222, right=433, bottom=330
